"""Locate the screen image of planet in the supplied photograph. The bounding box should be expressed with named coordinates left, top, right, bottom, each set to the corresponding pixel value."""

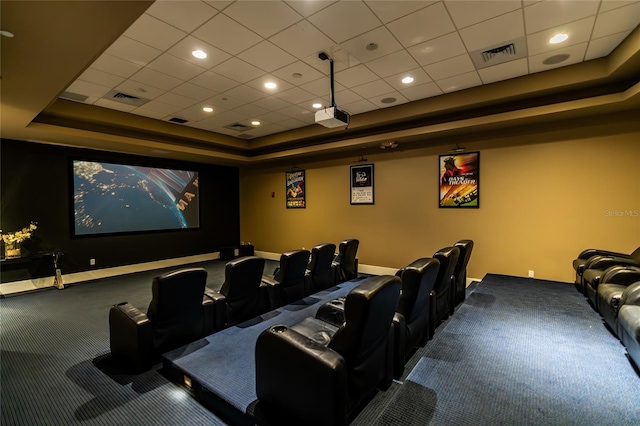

left=73, top=160, right=199, bottom=236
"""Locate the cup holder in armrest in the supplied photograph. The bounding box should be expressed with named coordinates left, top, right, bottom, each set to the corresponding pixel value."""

left=271, top=325, right=288, bottom=333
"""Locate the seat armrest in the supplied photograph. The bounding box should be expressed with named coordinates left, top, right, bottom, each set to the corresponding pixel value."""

left=261, top=277, right=281, bottom=310
left=586, top=256, right=639, bottom=270
left=201, top=296, right=215, bottom=336
left=255, top=325, right=348, bottom=426
left=204, top=289, right=227, bottom=331
left=392, top=313, right=406, bottom=379
left=315, top=297, right=346, bottom=328
left=428, top=290, right=436, bottom=340
left=109, top=302, right=153, bottom=373
left=579, top=249, right=629, bottom=260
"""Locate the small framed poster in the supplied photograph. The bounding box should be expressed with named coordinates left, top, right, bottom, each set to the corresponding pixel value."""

left=350, top=164, right=374, bottom=205
left=439, top=151, right=479, bottom=208
left=286, top=170, right=305, bottom=209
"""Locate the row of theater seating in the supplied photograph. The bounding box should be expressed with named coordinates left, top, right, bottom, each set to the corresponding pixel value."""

left=108, top=239, right=360, bottom=373
left=572, top=246, right=640, bottom=371
left=253, top=240, right=474, bottom=426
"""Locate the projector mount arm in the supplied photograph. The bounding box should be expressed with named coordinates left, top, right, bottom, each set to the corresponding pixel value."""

left=318, top=51, right=336, bottom=108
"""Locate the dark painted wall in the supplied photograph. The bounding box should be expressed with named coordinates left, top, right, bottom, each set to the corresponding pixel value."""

left=1, top=139, right=240, bottom=276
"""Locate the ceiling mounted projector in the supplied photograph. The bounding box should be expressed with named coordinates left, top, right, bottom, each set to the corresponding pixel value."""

left=315, top=106, right=350, bottom=128
left=315, top=52, right=349, bottom=129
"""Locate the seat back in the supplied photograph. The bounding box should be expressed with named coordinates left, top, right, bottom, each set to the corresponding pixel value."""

left=397, top=258, right=440, bottom=324
left=337, top=239, right=359, bottom=281
left=453, top=240, right=474, bottom=303
left=147, top=267, right=208, bottom=353
left=328, top=275, right=401, bottom=404
left=432, top=247, right=460, bottom=318
left=220, top=256, right=266, bottom=326
left=632, top=247, right=640, bottom=262
left=308, top=243, right=337, bottom=292
left=274, top=249, right=310, bottom=303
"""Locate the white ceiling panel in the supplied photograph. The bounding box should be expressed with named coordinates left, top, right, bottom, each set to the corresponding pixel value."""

left=224, top=1, right=302, bottom=38
left=424, top=54, right=476, bottom=81
left=269, top=20, right=335, bottom=60
left=383, top=68, right=432, bottom=91
left=399, top=82, right=443, bottom=101
left=167, top=36, right=231, bottom=69
left=386, top=2, right=456, bottom=48
left=146, top=0, right=218, bottom=33
left=212, top=58, right=265, bottom=83
left=524, top=0, right=600, bottom=35
left=123, top=13, right=187, bottom=51
left=193, top=13, right=262, bottom=55
left=237, top=41, right=297, bottom=72
left=529, top=42, right=588, bottom=73
left=408, top=32, right=468, bottom=66
left=527, top=17, right=596, bottom=56
left=365, top=50, right=420, bottom=78
left=477, top=58, right=529, bottom=84
left=307, top=1, right=382, bottom=43
left=592, top=2, right=640, bottom=39
left=63, top=0, right=640, bottom=140
left=459, top=10, right=525, bottom=52
left=365, top=0, right=435, bottom=24
left=445, top=0, right=522, bottom=30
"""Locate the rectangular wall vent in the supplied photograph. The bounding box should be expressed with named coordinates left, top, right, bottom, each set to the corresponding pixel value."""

left=104, top=90, right=150, bottom=107
left=224, top=123, right=252, bottom=131
left=59, top=91, right=89, bottom=103
left=469, top=37, right=527, bottom=70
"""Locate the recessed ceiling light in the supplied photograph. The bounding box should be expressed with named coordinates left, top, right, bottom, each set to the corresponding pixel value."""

left=264, top=82, right=277, bottom=89
left=312, top=103, right=322, bottom=109
left=202, top=107, right=213, bottom=112
left=549, top=33, right=568, bottom=44
left=0, top=30, right=15, bottom=38
left=402, top=76, right=414, bottom=84
left=251, top=120, right=261, bottom=126
left=192, top=49, right=207, bottom=59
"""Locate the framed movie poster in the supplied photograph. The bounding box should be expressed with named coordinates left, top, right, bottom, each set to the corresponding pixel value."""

left=286, top=170, right=305, bottom=209
left=350, top=164, right=374, bottom=205
left=439, top=152, right=479, bottom=208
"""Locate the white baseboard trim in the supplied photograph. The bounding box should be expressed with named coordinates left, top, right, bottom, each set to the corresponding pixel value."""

left=0, top=252, right=219, bottom=296
left=0, top=249, right=482, bottom=297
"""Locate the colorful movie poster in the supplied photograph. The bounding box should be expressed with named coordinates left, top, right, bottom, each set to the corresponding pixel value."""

left=286, top=170, right=305, bottom=209
left=439, top=152, right=479, bottom=208
left=350, top=164, right=374, bottom=205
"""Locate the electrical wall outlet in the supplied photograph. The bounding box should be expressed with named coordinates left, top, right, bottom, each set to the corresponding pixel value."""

left=90, top=258, right=96, bottom=266
left=528, top=270, right=534, bottom=278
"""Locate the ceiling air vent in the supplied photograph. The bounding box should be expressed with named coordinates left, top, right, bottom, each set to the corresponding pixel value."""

left=470, top=37, right=527, bottom=70
left=104, top=90, right=150, bottom=107
left=224, top=123, right=253, bottom=132
left=59, top=91, right=89, bottom=103
left=168, top=117, right=188, bottom=124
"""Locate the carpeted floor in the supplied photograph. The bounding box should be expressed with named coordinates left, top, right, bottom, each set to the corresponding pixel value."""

left=353, top=274, right=640, bottom=426
left=2, top=270, right=639, bottom=425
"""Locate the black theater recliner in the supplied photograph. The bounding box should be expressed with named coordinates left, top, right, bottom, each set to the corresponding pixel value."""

left=392, top=257, right=440, bottom=378
left=452, top=240, right=474, bottom=306
left=206, top=256, right=268, bottom=331
left=306, top=243, right=336, bottom=293
left=254, top=275, right=401, bottom=426
left=583, top=256, right=640, bottom=311
left=596, top=266, right=640, bottom=334
left=573, top=246, right=640, bottom=293
left=432, top=246, right=460, bottom=326
left=332, top=239, right=359, bottom=284
left=109, top=268, right=214, bottom=372
left=262, top=249, right=310, bottom=309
